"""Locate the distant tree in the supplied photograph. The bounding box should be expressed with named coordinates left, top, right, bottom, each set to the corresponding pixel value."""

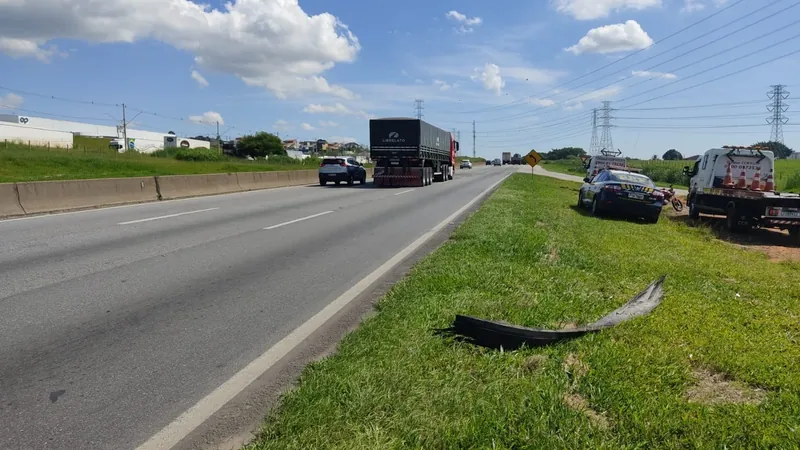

left=651, top=154, right=659, bottom=160
left=662, top=149, right=683, bottom=160
left=236, top=132, right=286, bottom=157
left=752, top=141, right=793, bottom=159
left=543, top=147, right=586, bottom=160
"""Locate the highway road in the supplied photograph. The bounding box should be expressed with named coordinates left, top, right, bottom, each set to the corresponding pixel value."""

left=0, top=164, right=514, bottom=450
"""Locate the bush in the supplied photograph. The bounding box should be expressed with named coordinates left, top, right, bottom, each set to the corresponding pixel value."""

left=174, top=148, right=223, bottom=162
left=784, top=171, right=800, bottom=191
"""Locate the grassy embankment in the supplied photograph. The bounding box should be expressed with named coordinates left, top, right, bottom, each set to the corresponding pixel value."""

left=0, top=140, right=330, bottom=183
left=245, top=174, right=800, bottom=449
left=541, top=157, right=800, bottom=192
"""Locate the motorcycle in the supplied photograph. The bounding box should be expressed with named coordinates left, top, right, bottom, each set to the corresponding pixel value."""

left=660, top=185, right=683, bottom=212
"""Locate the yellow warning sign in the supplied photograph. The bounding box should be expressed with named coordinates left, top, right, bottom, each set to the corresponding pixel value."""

left=524, top=150, right=543, bottom=168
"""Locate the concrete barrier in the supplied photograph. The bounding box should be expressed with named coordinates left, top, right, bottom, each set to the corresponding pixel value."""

left=16, top=177, right=159, bottom=214
left=156, top=173, right=242, bottom=200
left=0, top=183, right=25, bottom=217
left=236, top=171, right=282, bottom=191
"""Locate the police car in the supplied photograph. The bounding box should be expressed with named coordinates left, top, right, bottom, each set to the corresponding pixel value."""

left=578, top=169, right=664, bottom=223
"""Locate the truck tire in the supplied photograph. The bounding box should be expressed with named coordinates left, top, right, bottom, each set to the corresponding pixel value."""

left=577, top=191, right=584, bottom=208
left=725, top=203, right=745, bottom=232
left=790, top=228, right=800, bottom=247
left=688, top=195, right=700, bottom=219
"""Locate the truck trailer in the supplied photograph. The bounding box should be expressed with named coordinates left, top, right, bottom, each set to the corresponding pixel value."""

left=502, top=152, right=512, bottom=165
left=370, top=118, right=458, bottom=187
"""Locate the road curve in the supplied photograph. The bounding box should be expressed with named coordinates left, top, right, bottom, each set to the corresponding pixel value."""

left=0, top=165, right=514, bottom=450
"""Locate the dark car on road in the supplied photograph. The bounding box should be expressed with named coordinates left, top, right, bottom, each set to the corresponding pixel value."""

left=577, top=169, right=664, bottom=223
left=318, top=157, right=367, bottom=186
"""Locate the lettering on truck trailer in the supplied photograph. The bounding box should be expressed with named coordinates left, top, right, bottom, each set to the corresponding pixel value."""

left=382, top=132, right=406, bottom=144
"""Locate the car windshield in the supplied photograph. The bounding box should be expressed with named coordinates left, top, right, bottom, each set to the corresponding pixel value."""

left=609, top=172, right=654, bottom=186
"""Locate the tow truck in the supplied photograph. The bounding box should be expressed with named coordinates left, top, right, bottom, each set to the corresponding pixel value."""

left=582, top=148, right=628, bottom=178
left=684, top=145, right=800, bottom=244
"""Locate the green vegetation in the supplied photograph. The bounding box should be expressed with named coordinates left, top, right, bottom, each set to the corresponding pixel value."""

left=0, top=142, right=322, bottom=183
left=236, top=132, right=286, bottom=158
left=174, top=147, right=225, bottom=162
left=246, top=174, right=800, bottom=449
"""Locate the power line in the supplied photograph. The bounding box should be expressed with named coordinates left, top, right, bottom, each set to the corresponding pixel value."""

left=589, top=108, right=600, bottom=155
left=0, top=85, right=119, bottom=108
left=619, top=100, right=767, bottom=110
left=441, top=0, right=749, bottom=115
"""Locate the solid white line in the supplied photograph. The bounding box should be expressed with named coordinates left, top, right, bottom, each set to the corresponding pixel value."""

left=117, top=208, right=219, bottom=225
left=264, top=210, right=334, bottom=230
left=393, top=189, right=414, bottom=196
left=136, top=172, right=511, bottom=450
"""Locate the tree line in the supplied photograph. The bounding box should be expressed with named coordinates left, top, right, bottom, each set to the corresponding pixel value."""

left=537, top=141, right=794, bottom=161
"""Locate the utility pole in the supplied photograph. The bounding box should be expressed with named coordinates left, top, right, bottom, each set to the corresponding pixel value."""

left=414, top=99, right=424, bottom=120
left=121, top=103, right=128, bottom=152
left=589, top=108, right=600, bottom=156
left=472, top=120, right=476, bottom=158
left=599, top=101, right=614, bottom=153
left=767, top=84, right=789, bottom=144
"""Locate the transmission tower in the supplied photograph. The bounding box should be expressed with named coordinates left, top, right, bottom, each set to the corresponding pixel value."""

left=589, top=108, right=600, bottom=155
left=414, top=99, right=424, bottom=120
left=599, top=101, right=614, bottom=152
left=767, top=84, right=789, bottom=144
left=472, top=120, right=476, bottom=158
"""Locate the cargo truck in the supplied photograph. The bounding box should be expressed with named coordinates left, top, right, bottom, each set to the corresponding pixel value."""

left=502, top=152, right=512, bottom=165
left=685, top=145, right=800, bottom=243
left=511, top=153, right=522, bottom=165
left=370, top=118, right=458, bottom=187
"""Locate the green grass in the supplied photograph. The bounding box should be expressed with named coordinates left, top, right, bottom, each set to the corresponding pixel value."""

left=246, top=174, right=800, bottom=449
left=0, top=143, right=325, bottom=183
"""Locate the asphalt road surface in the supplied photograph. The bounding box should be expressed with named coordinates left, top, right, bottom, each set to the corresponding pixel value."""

left=0, top=165, right=514, bottom=450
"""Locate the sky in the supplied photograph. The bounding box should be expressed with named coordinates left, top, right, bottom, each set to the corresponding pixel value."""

left=1, top=0, right=800, bottom=160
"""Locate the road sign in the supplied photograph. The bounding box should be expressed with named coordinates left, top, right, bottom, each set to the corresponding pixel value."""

left=524, top=149, right=543, bottom=168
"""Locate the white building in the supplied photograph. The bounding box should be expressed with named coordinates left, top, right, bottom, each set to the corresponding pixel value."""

left=0, top=114, right=209, bottom=152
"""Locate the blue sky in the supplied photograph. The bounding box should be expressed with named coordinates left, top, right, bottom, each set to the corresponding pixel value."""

left=1, top=0, right=799, bottom=160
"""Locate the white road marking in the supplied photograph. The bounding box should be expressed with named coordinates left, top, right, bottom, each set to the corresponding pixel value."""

left=393, top=189, right=415, bottom=196
left=264, top=211, right=334, bottom=230
left=117, top=208, right=219, bottom=225
left=136, top=172, right=511, bottom=450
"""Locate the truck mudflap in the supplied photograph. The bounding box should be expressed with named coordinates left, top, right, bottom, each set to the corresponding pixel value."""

left=439, top=276, right=665, bottom=350
left=373, top=167, right=427, bottom=187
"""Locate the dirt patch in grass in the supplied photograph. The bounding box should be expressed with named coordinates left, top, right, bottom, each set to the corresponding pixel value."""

left=563, top=353, right=589, bottom=386
left=563, top=393, right=612, bottom=430
left=685, top=368, right=767, bottom=406
left=546, top=246, right=559, bottom=263
left=522, top=354, right=548, bottom=373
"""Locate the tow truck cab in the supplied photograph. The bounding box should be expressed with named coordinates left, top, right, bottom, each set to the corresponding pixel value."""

left=685, top=146, right=800, bottom=243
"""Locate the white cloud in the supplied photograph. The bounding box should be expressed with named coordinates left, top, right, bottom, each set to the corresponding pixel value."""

left=445, top=10, right=483, bottom=33
left=527, top=98, right=556, bottom=107
left=471, top=63, right=505, bottom=95
left=632, top=70, right=677, bottom=79
left=189, top=111, right=224, bottom=125
left=301, top=122, right=315, bottom=131
left=303, top=102, right=370, bottom=119
left=566, top=20, right=653, bottom=55
left=0, top=93, right=24, bottom=109
left=552, top=0, right=661, bottom=20
left=681, top=0, right=728, bottom=13
left=191, top=70, right=209, bottom=88
left=319, top=120, right=339, bottom=127
left=0, top=0, right=360, bottom=99
left=274, top=119, right=291, bottom=131
left=433, top=79, right=456, bottom=91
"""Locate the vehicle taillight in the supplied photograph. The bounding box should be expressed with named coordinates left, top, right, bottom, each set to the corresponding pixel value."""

left=603, top=185, right=622, bottom=192
left=320, top=163, right=324, bottom=167
left=652, top=191, right=664, bottom=198
left=769, top=208, right=780, bottom=216
left=340, top=162, right=346, bottom=167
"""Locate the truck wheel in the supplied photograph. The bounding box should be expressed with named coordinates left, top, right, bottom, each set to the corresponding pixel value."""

left=790, top=228, right=800, bottom=246
left=725, top=204, right=743, bottom=232
left=688, top=196, right=700, bottom=219
left=577, top=191, right=584, bottom=208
